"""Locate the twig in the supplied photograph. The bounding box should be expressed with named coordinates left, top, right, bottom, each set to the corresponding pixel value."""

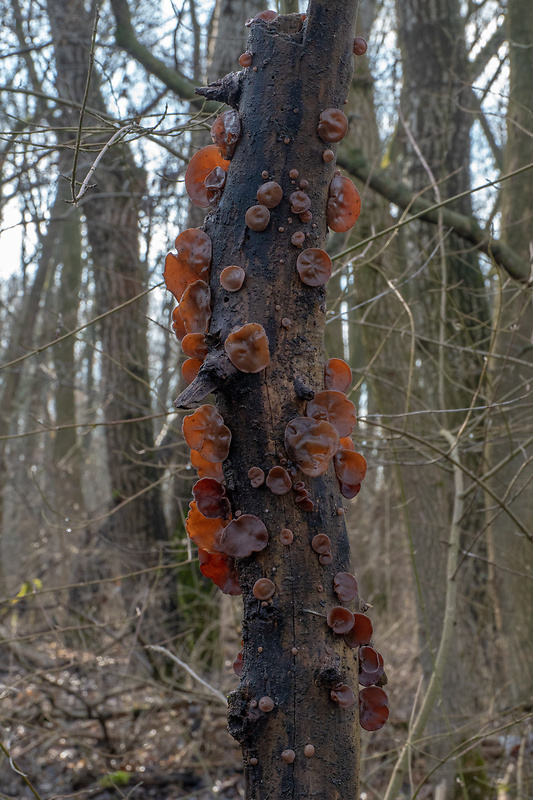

left=71, top=6, right=100, bottom=204
left=146, top=645, right=227, bottom=705
left=72, top=124, right=135, bottom=204
left=0, top=741, right=42, bottom=800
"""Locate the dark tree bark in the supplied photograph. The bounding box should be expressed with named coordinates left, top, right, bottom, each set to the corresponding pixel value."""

left=176, top=3, right=364, bottom=797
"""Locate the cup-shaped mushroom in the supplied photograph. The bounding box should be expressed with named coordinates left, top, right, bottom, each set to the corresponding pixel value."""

left=359, top=686, right=389, bottom=731
left=182, top=333, right=208, bottom=361
left=323, top=149, right=335, bottom=163
left=359, top=646, right=384, bottom=677
left=186, top=501, right=228, bottom=553
left=266, top=466, right=292, bottom=495
left=198, top=548, right=241, bottom=595
left=259, top=696, right=275, bottom=712
left=245, top=204, right=270, bottom=231
left=204, top=166, right=227, bottom=204
left=327, top=175, right=361, bottom=233
left=191, top=449, right=224, bottom=481
left=289, top=190, right=311, bottom=214
left=225, top=322, right=270, bottom=373
left=285, top=417, right=339, bottom=476
left=353, top=36, right=368, bottom=55
left=245, top=8, right=278, bottom=25
left=326, top=606, right=355, bottom=634
left=291, top=231, right=305, bottom=247
left=325, top=358, right=352, bottom=393
left=330, top=684, right=356, bottom=709
left=182, top=358, right=203, bottom=385
left=185, top=145, right=230, bottom=207
left=319, top=552, right=333, bottom=565
left=164, top=229, right=212, bottom=302
left=210, top=109, right=241, bottom=159
left=220, top=514, right=269, bottom=558
left=296, top=248, right=332, bottom=287
left=193, top=478, right=231, bottom=519
left=248, top=466, right=265, bottom=487
left=340, top=481, right=362, bottom=499
left=257, top=181, right=283, bottom=208
left=311, top=533, right=331, bottom=554
left=344, top=612, right=373, bottom=648
left=307, top=391, right=357, bottom=438
left=295, top=490, right=314, bottom=511
left=171, top=305, right=187, bottom=341
left=280, top=528, right=294, bottom=545
left=317, top=108, right=348, bottom=143
left=299, top=210, right=312, bottom=223
left=281, top=749, right=296, bottom=764
left=333, top=572, right=359, bottom=602
left=239, top=51, right=253, bottom=67
left=179, top=280, right=211, bottom=334
left=233, top=650, right=244, bottom=675
left=220, top=265, right=245, bottom=292
left=339, top=436, right=355, bottom=451
left=334, top=449, right=367, bottom=484
left=182, top=404, right=231, bottom=463
left=253, top=578, right=275, bottom=600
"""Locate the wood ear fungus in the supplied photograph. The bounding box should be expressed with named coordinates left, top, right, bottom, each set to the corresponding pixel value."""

left=317, top=108, right=348, bottom=143
left=185, top=145, right=230, bottom=208
left=225, top=323, right=270, bottom=373
left=296, top=248, right=332, bottom=287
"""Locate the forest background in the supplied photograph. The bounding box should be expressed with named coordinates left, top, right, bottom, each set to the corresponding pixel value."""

left=0, top=0, right=532, bottom=798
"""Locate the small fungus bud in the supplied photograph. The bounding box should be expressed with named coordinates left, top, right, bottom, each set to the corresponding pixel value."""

left=327, top=606, right=355, bottom=634
left=327, top=175, right=362, bottom=233
left=299, top=179, right=309, bottom=189
left=291, top=231, right=306, bottom=247
left=299, top=210, right=313, bottom=223
left=296, top=248, right=332, bottom=287
left=245, top=204, right=270, bottom=231
left=281, top=317, right=291, bottom=328
left=289, top=169, right=299, bottom=179
left=252, top=65, right=258, bottom=72
left=210, top=110, right=241, bottom=159
left=331, top=683, right=356, bottom=709
left=312, top=533, right=331, bottom=554
left=333, top=572, right=359, bottom=602
left=249, top=757, right=258, bottom=765
left=258, top=646, right=263, bottom=653
left=317, top=584, right=324, bottom=592
left=282, top=749, right=296, bottom=764
left=284, top=137, right=290, bottom=144
left=256, top=180, right=283, bottom=208
left=266, top=466, right=292, bottom=495
left=290, top=190, right=311, bottom=214
left=280, top=528, right=294, bottom=545
left=291, top=646, right=298, bottom=655
left=278, top=226, right=285, bottom=232
left=353, top=36, right=368, bottom=55
left=250, top=699, right=258, bottom=707
left=319, top=553, right=333, bottom=565
left=248, top=466, right=265, bottom=487
left=323, top=149, right=335, bottom=163
left=220, top=265, right=245, bottom=292
left=261, top=170, right=269, bottom=179
left=304, top=744, right=315, bottom=758
left=259, top=696, right=275, bottom=712
left=253, top=578, right=275, bottom=600
left=225, top=322, right=270, bottom=373
left=337, top=507, right=345, bottom=516
left=317, top=108, right=348, bottom=143
left=239, top=51, right=253, bottom=67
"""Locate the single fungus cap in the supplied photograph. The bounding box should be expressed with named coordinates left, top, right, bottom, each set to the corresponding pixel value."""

left=192, top=478, right=231, bottom=519
left=317, top=108, right=348, bottom=143
left=191, top=449, right=224, bottom=481
left=186, top=501, right=228, bottom=553
left=266, top=466, right=292, bottom=495
left=289, top=191, right=311, bottom=214
left=182, top=404, right=231, bottom=463
left=281, top=749, right=296, bottom=764
left=253, top=578, right=275, bottom=600
left=340, top=481, right=362, bottom=499
left=185, top=145, right=230, bottom=208
left=311, top=533, right=331, bottom=554
left=344, top=612, right=373, bottom=648
left=171, top=305, right=187, bottom=341
left=233, top=650, right=244, bottom=675
left=330, top=684, right=356, bottom=709
left=259, top=696, right=275, bottom=712
left=248, top=466, right=265, bottom=487
left=220, top=514, right=269, bottom=558
left=220, top=265, right=245, bottom=292
left=319, top=552, right=333, bottom=565
left=295, top=491, right=314, bottom=512
left=198, top=548, right=241, bottom=595
left=245, top=204, right=270, bottom=231
left=285, top=417, right=339, bottom=477
left=339, top=436, right=355, bottom=451
left=326, top=606, right=355, bottom=634
left=359, top=646, right=383, bottom=676
left=296, top=248, right=332, bottom=287
left=182, top=333, right=208, bottom=361
left=280, top=528, right=294, bottom=545
left=182, top=358, right=202, bottom=385
left=306, top=391, right=357, bottom=438
left=334, top=450, right=367, bottom=484
left=325, top=358, right=352, bottom=393
left=210, top=110, right=241, bottom=159
left=179, top=280, right=211, bottom=334
left=225, top=323, right=270, bottom=373
left=204, top=166, right=227, bottom=204
left=333, top=572, right=359, bottom=602
left=257, top=181, right=283, bottom=208
left=245, top=9, right=278, bottom=25
left=353, top=36, right=368, bottom=55
left=327, top=175, right=361, bottom=233
left=359, top=686, right=389, bottom=731
left=291, top=231, right=305, bottom=247
left=164, top=229, right=212, bottom=302
left=239, top=52, right=252, bottom=67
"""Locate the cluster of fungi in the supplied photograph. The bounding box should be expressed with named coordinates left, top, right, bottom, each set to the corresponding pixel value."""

left=163, top=9, right=387, bottom=760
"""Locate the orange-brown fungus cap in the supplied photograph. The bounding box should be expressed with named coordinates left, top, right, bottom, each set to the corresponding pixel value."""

left=353, top=36, right=368, bottom=55
left=344, top=612, right=373, bottom=648
left=291, top=231, right=305, bottom=247
left=245, top=204, right=270, bottom=231
left=289, top=191, right=311, bottom=214
left=182, top=404, right=231, bottom=463
left=225, top=322, right=270, bottom=373
left=256, top=181, right=283, bottom=208
left=220, top=514, right=269, bottom=558
left=330, top=684, right=356, bottom=709
left=325, top=358, right=352, bottom=393
left=266, top=466, right=292, bottom=495
left=340, top=481, right=362, bottom=499
left=307, top=390, right=357, bottom=438
left=233, top=650, right=244, bottom=675
left=327, top=175, right=361, bottom=233
left=296, top=248, right=332, bottom=287
left=239, top=51, right=253, bottom=67
left=280, top=528, right=294, bottom=545
left=182, top=358, right=203, bottom=385
left=295, top=490, right=314, bottom=512
left=319, top=552, right=333, bottom=565
left=333, top=572, right=359, bottom=602
left=204, top=166, right=227, bottom=204
left=359, top=686, right=389, bottom=731
left=182, top=333, right=208, bottom=361
left=245, top=9, right=278, bottom=25
left=186, top=501, right=228, bottom=553
left=185, top=145, right=230, bottom=208
left=248, top=466, right=265, bottom=487
left=171, top=305, right=187, bottom=341
left=311, top=533, right=331, bottom=554
left=198, top=548, right=241, bottom=595
left=259, top=696, right=274, bottom=712
left=285, top=417, right=339, bottom=477
left=317, top=108, right=348, bottom=143
left=323, top=149, right=334, bottom=163
left=191, top=449, right=224, bottom=481
left=281, top=749, right=296, bottom=764
left=193, top=478, right=231, bottom=519
left=164, top=228, right=212, bottom=302
left=179, top=280, right=211, bottom=334
left=326, top=606, right=355, bottom=634
left=220, top=265, right=245, bottom=292
left=253, top=578, right=275, bottom=600
left=339, top=436, right=355, bottom=451
left=334, top=450, right=367, bottom=484
left=210, top=109, right=241, bottom=159
left=304, top=744, right=315, bottom=757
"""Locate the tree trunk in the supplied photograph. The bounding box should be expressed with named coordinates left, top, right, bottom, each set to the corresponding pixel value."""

left=177, top=3, right=365, bottom=796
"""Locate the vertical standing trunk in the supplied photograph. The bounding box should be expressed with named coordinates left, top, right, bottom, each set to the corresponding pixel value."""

left=176, top=3, right=366, bottom=797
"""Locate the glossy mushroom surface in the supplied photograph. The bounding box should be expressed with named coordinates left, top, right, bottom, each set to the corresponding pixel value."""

left=253, top=578, right=276, bottom=600
left=210, top=109, right=241, bottom=159
left=192, top=478, right=231, bottom=519
left=333, top=572, right=359, bottom=602
left=164, top=229, right=212, bottom=302
left=344, top=612, right=373, bottom=648
left=225, top=323, right=270, bottom=373
left=325, top=358, right=352, bottom=393
left=186, top=501, right=228, bottom=552
left=182, top=333, right=208, bottom=361
left=289, top=190, right=311, bottom=214
left=220, top=514, right=269, bottom=557
left=198, top=548, right=241, bottom=595
left=330, top=684, right=356, bottom=709
left=220, top=265, right=245, bottom=292
left=317, top=108, right=348, bottom=143
left=179, top=280, right=211, bottom=334
left=266, top=466, right=292, bottom=495
left=182, top=404, right=231, bottom=463
left=285, top=417, right=339, bottom=476
left=306, top=390, right=357, bottom=438
left=248, top=466, right=265, bottom=487
left=311, top=533, right=331, bottom=554
left=185, top=145, right=230, bottom=208
left=359, top=686, right=389, bottom=731
left=182, top=358, right=203, bottom=385
left=245, top=204, right=270, bottom=231
left=326, top=606, right=355, bottom=634
left=296, top=248, right=332, bottom=287
left=327, top=175, right=361, bottom=233
left=257, top=181, right=283, bottom=208
left=334, top=450, right=367, bottom=484
left=190, top=449, right=224, bottom=481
